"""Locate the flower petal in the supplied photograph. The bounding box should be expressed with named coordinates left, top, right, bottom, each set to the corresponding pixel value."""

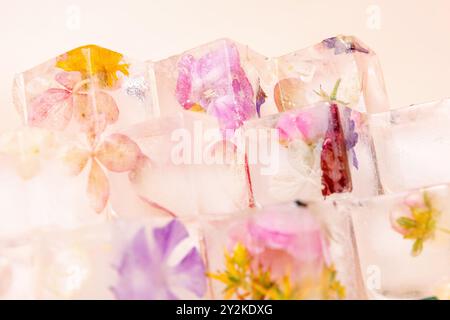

left=63, top=146, right=90, bottom=176
left=73, top=91, right=119, bottom=134
left=28, top=88, right=73, bottom=130
left=96, top=134, right=140, bottom=172
left=175, top=55, right=194, bottom=109
left=55, top=71, right=82, bottom=90
left=153, top=220, right=189, bottom=260
left=87, top=159, right=109, bottom=213
left=112, top=228, right=155, bottom=300
left=171, top=248, right=206, bottom=298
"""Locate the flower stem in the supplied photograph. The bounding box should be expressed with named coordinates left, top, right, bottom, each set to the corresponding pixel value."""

left=244, top=152, right=255, bottom=208
left=330, top=79, right=341, bottom=101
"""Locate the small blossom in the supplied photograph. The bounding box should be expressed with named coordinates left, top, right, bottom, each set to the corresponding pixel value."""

left=64, top=133, right=141, bottom=213
left=390, top=192, right=440, bottom=256
left=175, top=42, right=255, bottom=130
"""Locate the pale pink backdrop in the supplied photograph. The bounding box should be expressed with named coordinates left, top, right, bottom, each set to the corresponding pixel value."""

left=1, top=0, right=449, bottom=130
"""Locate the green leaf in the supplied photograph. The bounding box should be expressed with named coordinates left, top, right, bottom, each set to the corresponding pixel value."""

left=421, top=296, right=439, bottom=300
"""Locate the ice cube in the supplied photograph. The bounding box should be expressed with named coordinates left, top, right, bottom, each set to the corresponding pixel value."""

left=152, top=39, right=273, bottom=130
left=13, top=45, right=154, bottom=137
left=124, top=110, right=253, bottom=217
left=243, top=101, right=381, bottom=206
left=348, top=186, right=450, bottom=299
left=202, top=200, right=362, bottom=299
left=370, top=99, right=450, bottom=193
left=274, top=35, right=389, bottom=114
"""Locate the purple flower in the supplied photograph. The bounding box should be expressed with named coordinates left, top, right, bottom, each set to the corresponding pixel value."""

left=175, top=41, right=255, bottom=130
left=112, top=220, right=206, bottom=300
left=322, top=36, right=369, bottom=55
left=343, top=108, right=359, bottom=169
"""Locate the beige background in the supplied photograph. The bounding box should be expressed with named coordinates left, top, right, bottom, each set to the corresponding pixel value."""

left=1, top=0, right=449, bottom=130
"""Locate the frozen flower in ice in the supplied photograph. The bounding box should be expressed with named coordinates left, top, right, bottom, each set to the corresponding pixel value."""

left=275, top=109, right=326, bottom=145
left=232, top=205, right=330, bottom=276
left=390, top=192, right=450, bottom=256
left=175, top=42, right=255, bottom=130
left=209, top=204, right=345, bottom=300
left=56, top=45, right=129, bottom=89
left=27, top=71, right=119, bottom=135
left=64, top=133, right=141, bottom=213
left=112, top=220, right=206, bottom=300
left=0, top=127, right=56, bottom=179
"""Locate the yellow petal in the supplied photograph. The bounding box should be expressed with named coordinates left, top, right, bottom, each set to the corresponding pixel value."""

left=55, top=45, right=129, bottom=88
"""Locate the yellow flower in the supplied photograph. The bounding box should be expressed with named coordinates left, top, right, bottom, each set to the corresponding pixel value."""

left=390, top=192, right=444, bottom=256
left=208, top=242, right=346, bottom=300
left=56, top=45, right=129, bottom=88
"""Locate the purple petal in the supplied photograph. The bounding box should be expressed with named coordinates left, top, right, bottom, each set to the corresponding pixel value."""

left=351, top=149, right=359, bottom=169
left=322, top=37, right=337, bottom=49
left=172, top=248, right=206, bottom=298
left=255, top=85, right=266, bottom=117
left=153, top=220, right=189, bottom=260
left=113, top=228, right=159, bottom=300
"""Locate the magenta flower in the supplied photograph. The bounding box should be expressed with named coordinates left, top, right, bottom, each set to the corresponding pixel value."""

left=112, top=220, right=206, bottom=300
left=175, top=42, right=256, bottom=130
left=275, top=109, right=326, bottom=145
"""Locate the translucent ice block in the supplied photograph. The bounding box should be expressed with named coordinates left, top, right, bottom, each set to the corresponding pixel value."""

left=0, top=217, right=206, bottom=300
left=0, top=125, right=152, bottom=225
left=152, top=39, right=273, bottom=130
left=348, top=185, right=450, bottom=299
left=202, top=201, right=363, bottom=299
left=243, top=101, right=381, bottom=206
left=123, top=110, right=254, bottom=217
left=0, top=239, right=34, bottom=299
left=274, top=35, right=388, bottom=114
left=0, top=128, right=105, bottom=236
left=370, top=99, right=450, bottom=193
left=13, top=44, right=154, bottom=137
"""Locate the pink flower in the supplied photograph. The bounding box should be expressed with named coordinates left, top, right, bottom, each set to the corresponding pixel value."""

left=276, top=109, right=325, bottom=144
left=64, top=133, right=141, bottom=213
left=229, top=204, right=330, bottom=280
left=27, top=71, right=119, bottom=135
left=175, top=42, right=255, bottom=130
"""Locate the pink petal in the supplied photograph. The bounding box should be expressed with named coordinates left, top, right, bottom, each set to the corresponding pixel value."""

left=276, top=112, right=302, bottom=142
left=175, top=55, right=194, bottom=109
left=403, top=192, right=426, bottom=209
left=28, top=88, right=73, bottom=130
left=55, top=71, right=82, bottom=90
left=87, top=159, right=110, bottom=213
left=96, top=134, right=141, bottom=172
left=73, top=91, right=119, bottom=134
left=63, top=146, right=90, bottom=175
left=390, top=205, right=413, bottom=236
